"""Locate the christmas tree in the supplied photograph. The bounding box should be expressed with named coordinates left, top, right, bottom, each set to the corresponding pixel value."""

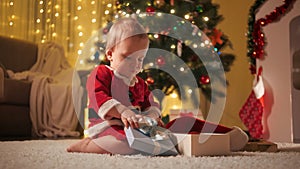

left=92, top=0, right=235, bottom=105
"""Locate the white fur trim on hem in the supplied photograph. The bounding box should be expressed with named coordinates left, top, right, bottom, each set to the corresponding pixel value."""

left=98, top=99, right=120, bottom=120
left=84, top=119, right=123, bottom=138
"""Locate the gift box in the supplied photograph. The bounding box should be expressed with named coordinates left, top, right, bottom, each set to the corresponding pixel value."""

left=125, top=126, right=178, bottom=156
left=174, top=133, right=230, bottom=156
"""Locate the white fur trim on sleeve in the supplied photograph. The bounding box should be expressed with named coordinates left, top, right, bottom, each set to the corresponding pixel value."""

left=98, top=99, right=120, bottom=120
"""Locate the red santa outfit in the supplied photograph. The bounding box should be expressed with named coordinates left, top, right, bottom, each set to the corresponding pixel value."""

left=85, top=65, right=160, bottom=140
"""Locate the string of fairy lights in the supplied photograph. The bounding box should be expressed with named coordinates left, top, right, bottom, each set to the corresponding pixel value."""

left=2, top=0, right=213, bottom=68
left=1, top=0, right=115, bottom=64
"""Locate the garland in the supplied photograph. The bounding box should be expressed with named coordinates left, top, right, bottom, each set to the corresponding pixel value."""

left=247, top=0, right=296, bottom=74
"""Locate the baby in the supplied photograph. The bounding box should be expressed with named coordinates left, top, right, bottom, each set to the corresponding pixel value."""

left=67, top=17, right=161, bottom=154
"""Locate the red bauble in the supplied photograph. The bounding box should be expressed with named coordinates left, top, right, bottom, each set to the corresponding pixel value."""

left=102, top=28, right=109, bottom=34
left=146, top=77, right=154, bottom=85
left=200, top=75, right=210, bottom=84
left=156, top=56, right=165, bottom=66
left=146, top=6, right=155, bottom=13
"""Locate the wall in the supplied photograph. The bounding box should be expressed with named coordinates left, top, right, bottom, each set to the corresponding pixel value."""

left=255, top=0, right=300, bottom=142
left=212, top=0, right=254, bottom=128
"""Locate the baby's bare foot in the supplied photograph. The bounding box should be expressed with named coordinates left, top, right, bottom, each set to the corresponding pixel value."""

left=66, top=137, right=92, bottom=152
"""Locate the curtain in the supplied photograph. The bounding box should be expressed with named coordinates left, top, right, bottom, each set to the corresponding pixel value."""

left=0, top=0, right=115, bottom=65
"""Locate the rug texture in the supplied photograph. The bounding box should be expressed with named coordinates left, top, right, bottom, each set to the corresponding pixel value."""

left=0, top=139, right=300, bottom=169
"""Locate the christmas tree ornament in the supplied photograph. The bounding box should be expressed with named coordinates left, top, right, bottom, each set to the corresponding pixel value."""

left=102, top=28, right=109, bottom=34
left=177, top=41, right=182, bottom=57
left=209, top=28, right=223, bottom=46
left=156, top=56, right=166, bottom=67
left=146, top=6, right=155, bottom=13
left=196, top=5, right=203, bottom=13
left=200, top=75, right=210, bottom=85
left=170, top=0, right=174, bottom=6
left=146, top=77, right=155, bottom=85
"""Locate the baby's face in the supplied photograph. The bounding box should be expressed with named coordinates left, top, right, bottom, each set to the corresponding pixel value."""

left=109, top=36, right=149, bottom=78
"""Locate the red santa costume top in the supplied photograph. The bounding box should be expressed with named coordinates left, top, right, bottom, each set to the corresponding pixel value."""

left=86, top=65, right=160, bottom=140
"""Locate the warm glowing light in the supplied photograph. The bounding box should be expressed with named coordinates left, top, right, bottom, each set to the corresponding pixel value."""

left=188, top=89, right=193, bottom=94
left=90, top=55, right=95, bottom=60
left=193, top=43, right=198, bottom=48
left=171, top=44, right=176, bottom=49
left=180, top=67, right=185, bottom=72
left=171, top=93, right=178, bottom=98
left=11, top=15, right=15, bottom=19
left=92, top=11, right=96, bottom=15
left=104, top=10, right=109, bottom=15
left=36, top=18, right=41, bottom=23
left=78, top=32, right=83, bottom=36
left=55, top=5, right=60, bottom=9
left=52, top=32, right=57, bottom=37
left=154, top=34, right=159, bottom=38
left=39, top=1, right=44, bottom=5
left=91, top=18, right=96, bottom=23
left=107, top=3, right=112, bottom=8
left=36, top=29, right=40, bottom=34
left=184, top=14, right=190, bottom=20
left=55, top=13, right=59, bottom=17
left=9, top=21, right=14, bottom=26
left=79, top=42, right=84, bottom=47
left=9, top=1, right=14, bottom=6
left=91, top=1, right=95, bottom=5
left=77, top=6, right=82, bottom=11
left=170, top=9, right=175, bottom=14
left=40, top=9, right=44, bottom=13
left=203, top=16, right=209, bottom=22
left=172, top=105, right=179, bottom=109
left=74, top=16, right=79, bottom=20
left=77, top=25, right=82, bottom=30
left=78, top=50, right=82, bottom=55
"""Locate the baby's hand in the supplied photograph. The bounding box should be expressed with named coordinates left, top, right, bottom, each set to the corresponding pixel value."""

left=121, top=109, right=142, bottom=129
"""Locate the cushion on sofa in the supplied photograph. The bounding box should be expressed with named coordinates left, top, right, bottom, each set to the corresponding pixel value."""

left=0, top=36, right=37, bottom=72
left=0, top=78, right=31, bottom=105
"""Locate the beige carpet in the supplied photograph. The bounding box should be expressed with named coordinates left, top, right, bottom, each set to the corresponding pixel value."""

left=1, top=139, right=300, bottom=169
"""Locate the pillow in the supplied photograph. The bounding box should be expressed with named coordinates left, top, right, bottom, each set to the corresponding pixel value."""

left=0, top=62, right=9, bottom=78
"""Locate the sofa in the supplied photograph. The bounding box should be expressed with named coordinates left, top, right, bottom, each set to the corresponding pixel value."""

left=0, top=36, right=85, bottom=138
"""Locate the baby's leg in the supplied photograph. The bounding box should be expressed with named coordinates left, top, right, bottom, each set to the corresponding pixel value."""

left=67, top=137, right=109, bottom=154
left=67, top=136, right=136, bottom=155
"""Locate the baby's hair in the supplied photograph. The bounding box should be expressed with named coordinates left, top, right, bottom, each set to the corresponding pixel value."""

left=106, top=17, right=148, bottom=51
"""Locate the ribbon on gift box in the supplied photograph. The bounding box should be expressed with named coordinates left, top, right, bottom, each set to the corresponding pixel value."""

left=137, top=117, right=169, bottom=140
